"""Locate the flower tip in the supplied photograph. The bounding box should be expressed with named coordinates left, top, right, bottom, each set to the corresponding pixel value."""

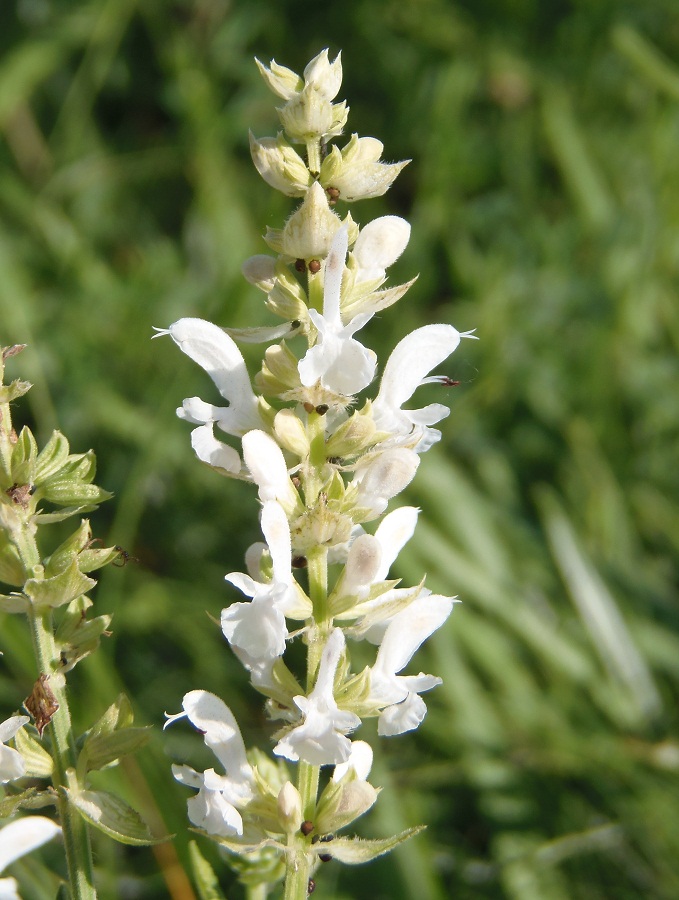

left=163, top=709, right=188, bottom=730
left=151, top=326, right=170, bottom=339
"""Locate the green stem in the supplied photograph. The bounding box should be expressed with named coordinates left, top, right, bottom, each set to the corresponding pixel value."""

left=306, top=139, right=322, bottom=176
left=15, top=519, right=97, bottom=899
left=282, top=447, right=330, bottom=899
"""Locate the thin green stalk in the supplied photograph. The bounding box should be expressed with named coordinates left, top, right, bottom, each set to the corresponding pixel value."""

left=245, top=885, right=269, bottom=900
left=12, top=518, right=97, bottom=899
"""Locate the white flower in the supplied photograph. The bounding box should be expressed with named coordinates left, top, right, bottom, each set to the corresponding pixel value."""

left=351, top=447, right=420, bottom=517
left=154, top=318, right=265, bottom=473
left=166, top=691, right=255, bottom=838
left=0, top=716, right=28, bottom=784
left=222, top=501, right=308, bottom=661
left=341, top=506, right=419, bottom=599
left=274, top=629, right=360, bottom=765
left=372, top=323, right=469, bottom=452
left=368, top=594, right=454, bottom=736
left=352, top=215, right=411, bottom=283
left=299, top=227, right=376, bottom=396
left=0, top=816, right=61, bottom=900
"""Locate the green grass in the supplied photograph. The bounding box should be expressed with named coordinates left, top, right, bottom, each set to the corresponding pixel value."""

left=1, top=0, right=679, bottom=897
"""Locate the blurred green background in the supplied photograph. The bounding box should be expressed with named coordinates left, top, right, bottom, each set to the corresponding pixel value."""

left=1, top=0, right=679, bottom=897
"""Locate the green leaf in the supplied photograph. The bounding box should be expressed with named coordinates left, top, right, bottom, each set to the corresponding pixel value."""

left=14, top=723, right=54, bottom=777
left=68, top=787, right=168, bottom=846
left=189, top=840, right=229, bottom=900
left=321, top=826, right=426, bottom=865
left=78, top=727, right=151, bottom=776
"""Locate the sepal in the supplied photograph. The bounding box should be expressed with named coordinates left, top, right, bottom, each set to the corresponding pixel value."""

left=249, top=132, right=311, bottom=196
left=255, top=57, right=303, bottom=101
left=325, top=403, right=377, bottom=459
left=267, top=183, right=341, bottom=261
left=256, top=342, right=302, bottom=397
left=55, top=596, right=112, bottom=671
left=317, top=826, right=425, bottom=864
left=32, top=443, right=112, bottom=512
left=77, top=725, right=151, bottom=778
left=45, top=519, right=119, bottom=576
left=14, top=725, right=54, bottom=777
left=10, top=426, right=38, bottom=485
left=319, top=134, right=409, bottom=202
left=278, top=91, right=348, bottom=145
left=265, top=261, right=309, bottom=321
left=23, top=556, right=96, bottom=611
left=34, top=431, right=71, bottom=483
left=0, top=378, right=31, bottom=405
left=0, top=787, right=55, bottom=818
left=0, top=536, right=25, bottom=586
left=315, top=777, right=378, bottom=835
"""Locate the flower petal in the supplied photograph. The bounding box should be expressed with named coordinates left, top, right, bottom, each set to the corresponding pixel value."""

left=242, top=430, right=299, bottom=511
left=190, top=424, right=241, bottom=473
left=353, top=216, right=411, bottom=282
left=0, top=817, right=61, bottom=872
left=166, top=318, right=261, bottom=435
left=374, top=324, right=461, bottom=420
left=180, top=691, right=253, bottom=788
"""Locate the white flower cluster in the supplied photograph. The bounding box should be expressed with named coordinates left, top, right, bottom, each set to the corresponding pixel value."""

left=160, top=50, right=473, bottom=849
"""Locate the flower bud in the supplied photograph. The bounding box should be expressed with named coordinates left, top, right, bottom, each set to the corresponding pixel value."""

left=315, top=778, right=378, bottom=835
left=265, top=262, right=309, bottom=321
left=255, top=57, right=303, bottom=100
left=271, top=183, right=342, bottom=261
left=319, top=135, right=409, bottom=202
left=278, top=89, right=348, bottom=145
left=324, top=405, right=377, bottom=459
left=242, top=255, right=276, bottom=292
left=303, top=49, right=343, bottom=101
left=256, top=342, right=302, bottom=396
left=274, top=409, right=309, bottom=458
left=278, top=781, right=303, bottom=833
left=249, top=132, right=311, bottom=196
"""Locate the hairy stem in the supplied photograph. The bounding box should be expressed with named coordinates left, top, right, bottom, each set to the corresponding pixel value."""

left=15, top=518, right=97, bottom=900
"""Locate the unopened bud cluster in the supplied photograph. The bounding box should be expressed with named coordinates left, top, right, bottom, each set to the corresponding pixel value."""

left=160, top=49, right=473, bottom=893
